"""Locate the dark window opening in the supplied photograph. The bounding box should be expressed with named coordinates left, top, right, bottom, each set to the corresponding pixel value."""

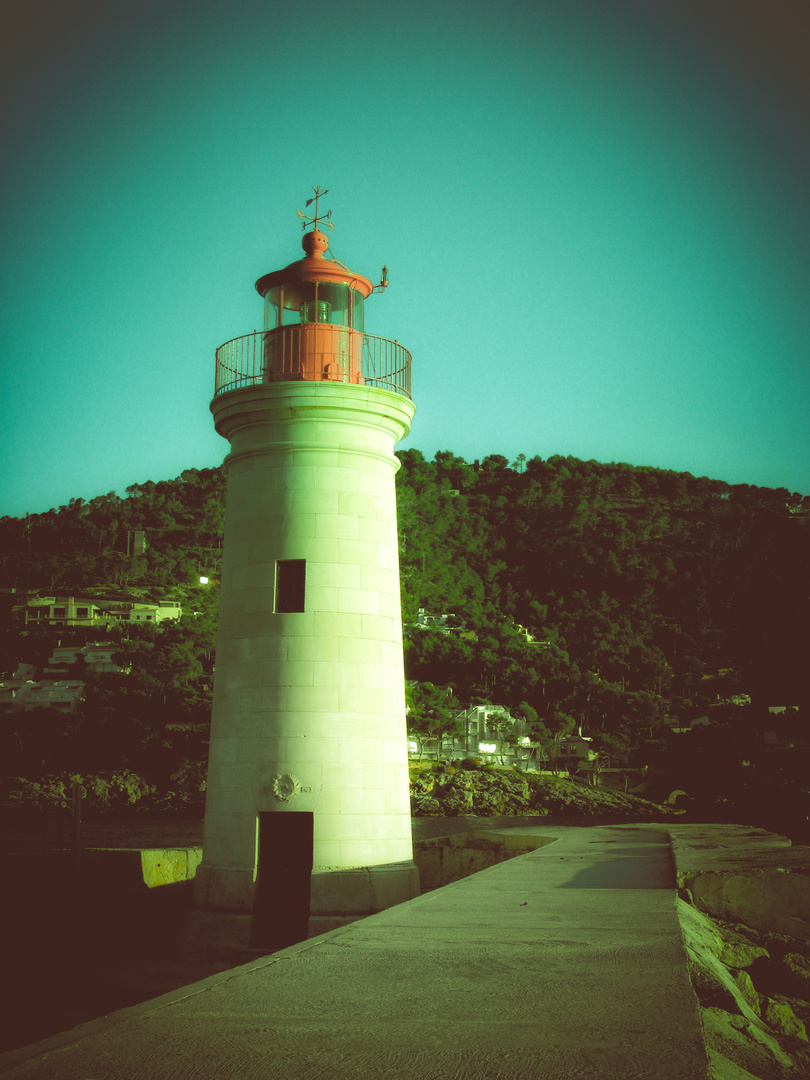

left=276, top=559, right=306, bottom=613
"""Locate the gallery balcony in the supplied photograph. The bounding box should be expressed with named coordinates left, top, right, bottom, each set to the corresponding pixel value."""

left=214, top=327, right=411, bottom=400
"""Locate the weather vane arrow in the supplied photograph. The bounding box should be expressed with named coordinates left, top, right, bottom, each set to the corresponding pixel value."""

left=297, top=185, right=334, bottom=231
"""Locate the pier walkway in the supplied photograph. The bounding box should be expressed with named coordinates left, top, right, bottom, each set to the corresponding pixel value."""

left=0, top=824, right=717, bottom=1079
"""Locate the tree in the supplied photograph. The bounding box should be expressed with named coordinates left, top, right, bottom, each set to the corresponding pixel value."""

left=406, top=682, right=463, bottom=760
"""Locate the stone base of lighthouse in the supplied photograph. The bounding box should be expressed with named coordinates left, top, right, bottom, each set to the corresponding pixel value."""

left=186, top=861, right=420, bottom=960
left=184, top=380, right=420, bottom=960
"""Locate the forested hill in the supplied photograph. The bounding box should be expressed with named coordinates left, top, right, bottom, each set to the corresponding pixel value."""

left=396, top=452, right=808, bottom=725
left=1, top=453, right=808, bottom=744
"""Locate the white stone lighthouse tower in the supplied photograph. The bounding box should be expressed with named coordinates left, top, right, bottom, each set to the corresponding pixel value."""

left=189, top=191, right=418, bottom=954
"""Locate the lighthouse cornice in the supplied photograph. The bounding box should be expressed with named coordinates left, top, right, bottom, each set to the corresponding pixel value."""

left=255, top=257, right=374, bottom=300
left=210, top=381, right=416, bottom=451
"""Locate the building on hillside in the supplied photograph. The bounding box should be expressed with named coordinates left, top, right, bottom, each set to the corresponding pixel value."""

left=127, top=529, right=147, bottom=556
left=0, top=678, right=85, bottom=713
left=43, top=642, right=126, bottom=675
left=410, top=609, right=464, bottom=633
left=406, top=701, right=545, bottom=767
left=513, top=623, right=550, bottom=646
left=0, top=642, right=128, bottom=715
left=556, top=729, right=598, bottom=770
left=13, top=596, right=181, bottom=627
left=461, top=703, right=511, bottom=750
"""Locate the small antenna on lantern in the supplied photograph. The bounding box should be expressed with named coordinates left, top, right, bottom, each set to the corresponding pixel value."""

left=296, top=185, right=335, bottom=231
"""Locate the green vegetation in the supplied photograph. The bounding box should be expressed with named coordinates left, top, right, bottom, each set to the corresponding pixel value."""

left=397, top=450, right=807, bottom=713
left=1, top=452, right=807, bottom=832
left=409, top=761, right=671, bottom=820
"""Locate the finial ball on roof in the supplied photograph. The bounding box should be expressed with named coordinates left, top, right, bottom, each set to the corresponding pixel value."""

left=302, top=230, right=329, bottom=258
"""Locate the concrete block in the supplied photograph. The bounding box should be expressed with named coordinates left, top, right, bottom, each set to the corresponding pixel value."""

left=338, top=491, right=378, bottom=519
left=285, top=735, right=340, bottom=764
left=310, top=867, right=372, bottom=914
left=280, top=460, right=315, bottom=490
left=232, top=564, right=276, bottom=590
left=286, top=635, right=340, bottom=662
left=315, top=514, right=359, bottom=539
left=285, top=684, right=339, bottom=713
left=337, top=736, right=383, bottom=763
left=338, top=588, right=379, bottom=615
left=685, top=870, right=810, bottom=943
left=193, top=863, right=256, bottom=911
left=139, top=848, right=202, bottom=888
left=321, top=763, right=365, bottom=789
left=277, top=513, right=318, bottom=538
left=367, top=763, right=410, bottom=789
left=360, top=613, right=395, bottom=641
left=316, top=464, right=359, bottom=491
left=312, top=840, right=344, bottom=867
left=364, top=816, right=411, bottom=842
left=337, top=687, right=383, bottom=714
left=339, top=839, right=412, bottom=867
left=182, top=907, right=254, bottom=962
left=340, top=788, right=386, bottom=815
left=308, top=585, right=340, bottom=610
left=314, top=815, right=367, bottom=842
left=312, top=611, right=362, bottom=639
left=340, top=636, right=381, bottom=664
left=369, top=861, right=420, bottom=910
left=314, top=660, right=362, bottom=688
left=278, top=660, right=315, bottom=686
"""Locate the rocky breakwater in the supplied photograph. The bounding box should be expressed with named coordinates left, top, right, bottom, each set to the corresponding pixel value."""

left=409, top=760, right=674, bottom=821
left=671, top=824, right=810, bottom=1080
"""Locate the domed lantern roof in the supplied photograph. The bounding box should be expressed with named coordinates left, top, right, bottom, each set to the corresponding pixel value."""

left=255, top=188, right=379, bottom=332
left=255, top=228, right=374, bottom=301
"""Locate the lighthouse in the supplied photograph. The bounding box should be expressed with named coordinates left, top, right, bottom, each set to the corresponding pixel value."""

left=189, top=191, right=418, bottom=954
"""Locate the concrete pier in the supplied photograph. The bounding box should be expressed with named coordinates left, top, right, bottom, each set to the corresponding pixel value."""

left=0, top=824, right=715, bottom=1079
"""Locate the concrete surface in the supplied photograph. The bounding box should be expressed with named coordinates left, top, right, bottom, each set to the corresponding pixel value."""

left=414, top=828, right=557, bottom=890
left=668, top=823, right=810, bottom=944
left=0, top=824, right=711, bottom=1079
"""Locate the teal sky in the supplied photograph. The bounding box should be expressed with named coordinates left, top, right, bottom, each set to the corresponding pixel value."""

left=2, top=0, right=809, bottom=518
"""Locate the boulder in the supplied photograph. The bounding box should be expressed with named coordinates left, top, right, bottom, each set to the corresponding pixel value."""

left=733, top=970, right=760, bottom=1017
left=762, top=997, right=808, bottom=1042
left=718, top=939, right=769, bottom=970
left=782, top=952, right=810, bottom=1000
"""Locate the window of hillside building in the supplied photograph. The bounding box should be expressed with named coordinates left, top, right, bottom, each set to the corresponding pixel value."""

left=275, top=559, right=306, bottom=613
left=53, top=607, right=66, bottom=618
left=76, top=607, right=89, bottom=618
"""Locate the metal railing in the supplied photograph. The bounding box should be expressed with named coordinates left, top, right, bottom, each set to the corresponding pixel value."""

left=214, top=328, right=411, bottom=400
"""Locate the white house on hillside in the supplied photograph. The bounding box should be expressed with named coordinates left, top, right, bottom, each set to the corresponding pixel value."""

left=13, top=596, right=181, bottom=627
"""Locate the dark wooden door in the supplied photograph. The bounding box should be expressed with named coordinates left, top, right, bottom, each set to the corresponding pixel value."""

left=251, top=811, right=313, bottom=950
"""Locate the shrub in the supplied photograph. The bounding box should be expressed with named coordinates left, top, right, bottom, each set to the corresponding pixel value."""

left=0, top=771, right=154, bottom=812
left=459, top=757, right=484, bottom=771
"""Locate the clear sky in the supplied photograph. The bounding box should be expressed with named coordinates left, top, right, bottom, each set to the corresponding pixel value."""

left=2, top=0, right=808, bottom=518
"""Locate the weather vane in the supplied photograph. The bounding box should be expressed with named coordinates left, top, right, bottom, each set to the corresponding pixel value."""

left=296, top=185, right=334, bottom=232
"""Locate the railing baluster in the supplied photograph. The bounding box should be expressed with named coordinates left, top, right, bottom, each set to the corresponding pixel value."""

left=214, top=330, right=410, bottom=399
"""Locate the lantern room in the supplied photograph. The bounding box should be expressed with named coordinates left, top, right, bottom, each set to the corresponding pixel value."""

left=255, top=229, right=374, bottom=385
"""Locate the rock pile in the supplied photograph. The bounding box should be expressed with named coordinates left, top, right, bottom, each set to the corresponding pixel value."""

left=409, top=762, right=672, bottom=821
left=679, top=893, right=810, bottom=1078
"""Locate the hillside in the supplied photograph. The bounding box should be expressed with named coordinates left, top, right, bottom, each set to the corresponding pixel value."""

left=1, top=451, right=807, bottom=835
